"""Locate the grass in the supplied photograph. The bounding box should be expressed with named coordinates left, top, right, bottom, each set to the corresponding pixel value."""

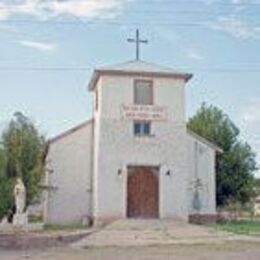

left=211, top=220, right=260, bottom=235
left=28, top=215, right=43, bottom=223
left=44, top=223, right=89, bottom=231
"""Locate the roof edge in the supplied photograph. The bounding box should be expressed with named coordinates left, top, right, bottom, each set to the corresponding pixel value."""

left=48, top=118, right=94, bottom=144
left=187, top=129, right=223, bottom=153
left=88, top=69, right=193, bottom=91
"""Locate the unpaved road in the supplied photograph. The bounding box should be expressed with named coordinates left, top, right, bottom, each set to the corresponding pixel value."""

left=1, top=242, right=260, bottom=260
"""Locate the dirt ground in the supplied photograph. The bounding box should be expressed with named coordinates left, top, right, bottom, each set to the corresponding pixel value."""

left=1, top=242, right=260, bottom=260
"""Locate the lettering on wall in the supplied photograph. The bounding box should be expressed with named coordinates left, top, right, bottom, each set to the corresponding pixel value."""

left=121, top=105, right=168, bottom=121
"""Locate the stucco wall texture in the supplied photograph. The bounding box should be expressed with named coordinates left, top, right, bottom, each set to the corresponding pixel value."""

left=45, top=74, right=217, bottom=224
left=45, top=122, right=93, bottom=224
left=93, top=76, right=189, bottom=223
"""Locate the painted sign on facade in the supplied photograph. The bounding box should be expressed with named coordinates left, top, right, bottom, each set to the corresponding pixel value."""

left=121, top=104, right=168, bottom=121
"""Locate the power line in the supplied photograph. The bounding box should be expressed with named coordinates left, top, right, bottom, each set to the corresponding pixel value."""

left=1, top=6, right=260, bottom=14
left=134, top=0, right=260, bottom=4
left=0, top=3, right=259, bottom=27
left=0, top=0, right=260, bottom=20
left=1, top=1, right=260, bottom=14
left=1, top=6, right=260, bottom=12
left=0, top=20, right=206, bottom=26
left=1, top=19, right=259, bottom=27
left=0, top=66, right=259, bottom=73
left=2, top=10, right=260, bottom=18
left=2, top=1, right=260, bottom=7
left=132, top=0, right=260, bottom=5
left=0, top=67, right=89, bottom=71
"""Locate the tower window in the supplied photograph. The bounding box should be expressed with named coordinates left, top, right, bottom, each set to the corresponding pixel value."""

left=134, top=121, right=151, bottom=136
left=134, top=80, right=153, bottom=105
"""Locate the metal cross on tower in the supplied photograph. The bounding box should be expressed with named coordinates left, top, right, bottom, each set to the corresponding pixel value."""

left=127, top=29, right=148, bottom=60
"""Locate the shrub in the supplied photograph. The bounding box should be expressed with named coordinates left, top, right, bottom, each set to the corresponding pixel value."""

left=0, top=176, right=15, bottom=221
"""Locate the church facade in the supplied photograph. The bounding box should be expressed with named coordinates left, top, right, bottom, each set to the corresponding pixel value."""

left=44, top=60, right=221, bottom=225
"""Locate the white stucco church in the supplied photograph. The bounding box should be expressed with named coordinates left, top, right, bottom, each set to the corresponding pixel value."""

left=44, top=34, right=222, bottom=225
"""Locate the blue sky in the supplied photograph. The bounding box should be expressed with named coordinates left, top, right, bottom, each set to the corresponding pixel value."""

left=0, top=0, right=260, bottom=175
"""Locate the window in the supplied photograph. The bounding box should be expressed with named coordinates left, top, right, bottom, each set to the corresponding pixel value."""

left=133, top=80, right=153, bottom=137
left=134, top=80, right=153, bottom=105
left=134, top=121, right=151, bottom=136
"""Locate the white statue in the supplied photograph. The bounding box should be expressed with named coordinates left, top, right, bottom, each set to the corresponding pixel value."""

left=14, top=178, right=26, bottom=214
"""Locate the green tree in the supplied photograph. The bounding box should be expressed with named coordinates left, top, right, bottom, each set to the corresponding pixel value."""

left=254, top=178, right=260, bottom=196
left=1, top=112, right=47, bottom=210
left=0, top=146, right=6, bottom=178
left=0, top=146, right=14, bottom=220
left=0, top=177, right=15, bottom=221
left=188, top=103, right=257, bottom=206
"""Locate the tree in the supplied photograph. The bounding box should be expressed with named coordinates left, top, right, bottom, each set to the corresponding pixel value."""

left=0, top=145, right=15, bottom=220
left=188, top=103, right=257, bottom=206
left=0, top=177, right=15, bottom=221
left=1, top=112, right=47, bottom=212
left=254, top=178, right=260, bottom=196
left=0, top=146, right=6, bottom=178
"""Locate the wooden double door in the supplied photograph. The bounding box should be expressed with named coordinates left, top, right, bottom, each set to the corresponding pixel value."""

left=127, top=166, right=159, bottom=219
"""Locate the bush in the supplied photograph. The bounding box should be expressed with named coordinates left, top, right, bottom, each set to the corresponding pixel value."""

left=0, top=176, right=15, bottom=221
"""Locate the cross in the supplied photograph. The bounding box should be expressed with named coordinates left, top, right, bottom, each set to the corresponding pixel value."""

left=127, top=29, right=148, bottom=60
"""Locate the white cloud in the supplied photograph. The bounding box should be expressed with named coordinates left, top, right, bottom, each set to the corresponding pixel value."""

left=230, top=0, right=251, bottom=4
left=157, top=28, right=204, bottom=61
left=203, top=0, right=260, bottom=40
left=0, top=0, right=130, bottom=20
left=0, top=3, right=11, bottom=20
left=199, top=0, right=260, bottom=41
left=200, top=0, right=219, bottom=5
left=201, top=0, right=252, bottom=5
left=185, top=48, right=204, bottom=61
left=208, top=16, right=260, bottom=40
left=49, top=0, right=125, bottom=19
left=237, top=99, right=260, bottom=176
left=19, top=40, right=56, bottom=51
left=241, top=98, right=260, bottom=124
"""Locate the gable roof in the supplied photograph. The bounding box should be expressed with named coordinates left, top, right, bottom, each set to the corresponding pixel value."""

left=88, top=60, right=193, bottom=91
left=49, top=119, right=93, bottom=144
left=48, top=119, right=222, bottom=154
left=187, top=129, right=223, bottom=153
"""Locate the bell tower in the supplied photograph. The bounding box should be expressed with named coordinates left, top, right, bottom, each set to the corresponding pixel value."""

left=88, top=33, right=192, bottom=224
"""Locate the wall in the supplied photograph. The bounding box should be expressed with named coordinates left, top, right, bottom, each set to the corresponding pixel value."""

left=44, top=122, right=93, bottom=224
left=93, top=75, right=190, bottom=223
left=187, top=133, right=216, bottom=215
left=44, top=73, right=217, bottom=225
